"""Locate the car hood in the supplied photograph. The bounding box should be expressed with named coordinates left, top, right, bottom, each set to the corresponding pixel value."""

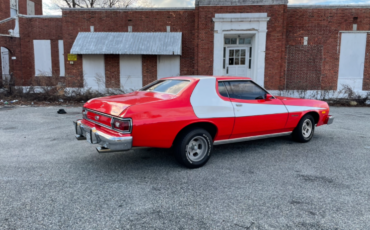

left=275, top=96, right=329, bottom=109
left=84, top=91, right=177, bottom=116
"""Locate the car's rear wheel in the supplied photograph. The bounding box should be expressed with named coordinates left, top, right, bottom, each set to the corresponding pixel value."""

left=174, top=128, right=213, bottom=168
left=292, top=114, right=315, bottom=143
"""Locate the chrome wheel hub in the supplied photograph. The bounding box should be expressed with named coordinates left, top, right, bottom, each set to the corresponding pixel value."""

left=302, top=119, right=313, bottom=138
left=186, top=136, right=208, bottom=162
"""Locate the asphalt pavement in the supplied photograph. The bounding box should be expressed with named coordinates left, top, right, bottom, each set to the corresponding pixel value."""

left=0, top=106, right=369, bottom=230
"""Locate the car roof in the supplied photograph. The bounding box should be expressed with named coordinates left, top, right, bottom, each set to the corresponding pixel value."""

left=163, top=76, right=252, bottom=81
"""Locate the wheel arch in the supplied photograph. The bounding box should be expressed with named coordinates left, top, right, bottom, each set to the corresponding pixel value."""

left=304, top=111, right=320, bottom=124
left=172, top=122, right=218, bottom=147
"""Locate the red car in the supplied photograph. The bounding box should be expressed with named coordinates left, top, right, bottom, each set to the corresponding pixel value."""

left=74, top=76, right=334, bottom=168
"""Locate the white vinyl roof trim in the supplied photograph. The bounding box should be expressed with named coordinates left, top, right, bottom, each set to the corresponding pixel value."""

left=70, top=32, right=182, bottom=55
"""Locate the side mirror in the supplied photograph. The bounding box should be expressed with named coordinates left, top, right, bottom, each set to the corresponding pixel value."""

left=265, top=94, right=274, bottom=101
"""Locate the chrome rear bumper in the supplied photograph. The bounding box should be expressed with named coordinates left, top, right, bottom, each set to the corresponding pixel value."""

left=73, top=120, right=132, bottom=153
left=327, top=115, right=334, bottom=125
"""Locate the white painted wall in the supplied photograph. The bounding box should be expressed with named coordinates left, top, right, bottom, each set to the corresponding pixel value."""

left=338, top=33, right=367, bottom=91
left=82, top=55, right=105, bottom=90
left=58, top=40, right=65, bottom=77
left=157, top=55, right=180, bottom=79
left=1, top=47, right=10, bottom=81
left=27, top=0, right=35, bottom=15
left=33, top=40, right=52, bottom=76
left=120, top=55, right=142, bottom=91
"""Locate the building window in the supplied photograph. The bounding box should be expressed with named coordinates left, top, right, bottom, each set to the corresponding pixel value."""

left=225, top=37, right=252, bottom=45
left=228, top=49, right=247, bottom=66
left=249, top=47, right=252, bottom=69
left=223, top=47, right=226, bottom=69
left=58, top=40, right=65, bottom=76
left=27, top=0, right=35, bottom=15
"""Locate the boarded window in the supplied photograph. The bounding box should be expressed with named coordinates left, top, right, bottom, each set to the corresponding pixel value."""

left=58, top=40, right=65, bottom=76
left=27, top=0, right=35, bottom=15
left=33, top=40, right=52, bottom=76
left=82, top=55, right=105, bottom=89
left=120, top=55, right=142, bottom=91
left=157, top=56, right=180, bottom=79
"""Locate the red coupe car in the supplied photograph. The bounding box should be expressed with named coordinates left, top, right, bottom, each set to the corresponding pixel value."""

left=74, top=76, right=334, bottom=168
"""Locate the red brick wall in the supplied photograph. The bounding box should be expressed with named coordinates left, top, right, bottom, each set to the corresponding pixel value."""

left=0, top=36, right=21, bottom=85
left=18, top=0, right=43, bottom=15
left=142, top=55, right=157, bottom=86
left=286, top=45, right=323, bottom=90
left=18, top=17, right=63, bottom=85
left=364, top=35, right=370, bottom=91
left=105, top=55, right=120, bottom=88
left=62, top=9, right=196, bottom=87
left=196, top=5, right=288, bottom=90
left=286, top=7, right=370, bottom=91
left=0, top=0, right=11, bottom=20
left=0, top=19, right=15, bottom=35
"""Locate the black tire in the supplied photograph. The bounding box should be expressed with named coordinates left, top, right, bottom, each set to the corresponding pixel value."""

left=174, top=128, right=213, bottom=169
left=292, top=114, right=315, bottom=143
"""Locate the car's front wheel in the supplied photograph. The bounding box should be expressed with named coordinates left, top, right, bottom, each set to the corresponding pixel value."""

left=174, top=128, right=213, bottom=168
left=292, top=114, right=315, bottom=143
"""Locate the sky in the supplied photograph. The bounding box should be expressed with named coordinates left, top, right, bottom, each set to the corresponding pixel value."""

left=43, top=0, right=370, bottom=15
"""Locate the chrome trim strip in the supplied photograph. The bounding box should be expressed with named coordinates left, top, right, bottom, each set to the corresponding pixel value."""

left=214, top=132, right=292, bottom=146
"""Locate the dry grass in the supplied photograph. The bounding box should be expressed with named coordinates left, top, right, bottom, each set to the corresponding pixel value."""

left=0, top=73, right=129, bottom=104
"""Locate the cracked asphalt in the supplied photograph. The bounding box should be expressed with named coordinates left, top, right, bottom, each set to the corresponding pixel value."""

left=0, top=106, right=370, bottom=230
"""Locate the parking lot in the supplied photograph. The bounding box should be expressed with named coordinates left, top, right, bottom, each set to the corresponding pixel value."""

left=0, top=106, right=369, bottom=229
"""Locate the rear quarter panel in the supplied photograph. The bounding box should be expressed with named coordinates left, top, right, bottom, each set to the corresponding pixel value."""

left=122, top=79, right=234, bottom=148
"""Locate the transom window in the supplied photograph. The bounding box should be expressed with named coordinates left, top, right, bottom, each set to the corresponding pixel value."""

left=224, top=37, right=252, bottom=45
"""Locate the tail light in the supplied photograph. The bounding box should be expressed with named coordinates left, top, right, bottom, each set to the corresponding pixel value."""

left=112, top=118, right=131, bottom=133
left=82, top=109, right=87, bottom=119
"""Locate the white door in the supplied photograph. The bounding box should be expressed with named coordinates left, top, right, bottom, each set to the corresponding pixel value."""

left=226, top=47, right=250, bottom=77
left=120, top=55, right=142, bottom=92
left=82, top=55, right=105, bottom=90
left=338, top=33, right=367, bottom=91
left=157, top=55, right=180, bottom=79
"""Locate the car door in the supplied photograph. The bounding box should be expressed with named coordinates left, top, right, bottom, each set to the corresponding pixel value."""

left=221, top=80, right=289, bottom=139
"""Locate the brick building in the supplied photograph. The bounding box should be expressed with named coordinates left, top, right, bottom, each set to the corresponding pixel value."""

left=1, top=0, right=370, bottom=93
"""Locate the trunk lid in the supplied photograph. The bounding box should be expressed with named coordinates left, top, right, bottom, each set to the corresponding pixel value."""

left=84, top=91, right=177, bottom=116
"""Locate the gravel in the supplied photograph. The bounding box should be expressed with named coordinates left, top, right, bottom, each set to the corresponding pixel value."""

left=0, top=106, right=369, bottom=230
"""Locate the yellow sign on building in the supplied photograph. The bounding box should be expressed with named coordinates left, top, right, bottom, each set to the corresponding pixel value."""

left=68, top=54, right=77, bottom=61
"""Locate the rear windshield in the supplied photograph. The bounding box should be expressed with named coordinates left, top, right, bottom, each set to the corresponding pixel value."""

left=140, top=80, right=190, bottom=95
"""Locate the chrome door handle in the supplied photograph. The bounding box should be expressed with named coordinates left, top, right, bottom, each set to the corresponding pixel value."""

left=236, top=104, right=242, bottom=107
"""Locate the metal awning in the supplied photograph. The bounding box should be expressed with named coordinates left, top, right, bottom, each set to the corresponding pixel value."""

left=70, top=32, right=182, bottom=55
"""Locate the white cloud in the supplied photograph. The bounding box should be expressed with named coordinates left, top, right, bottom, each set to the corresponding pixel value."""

left=289, top=0, right=370, bottom=4
left=150, top=0, right=194, bottom=7
left=43, top=0, right=62, bottom=15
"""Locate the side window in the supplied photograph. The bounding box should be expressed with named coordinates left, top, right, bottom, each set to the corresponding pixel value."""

left=225, top=81, right=267, bottom=100
left=218, top=82, right=229, bottom=98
